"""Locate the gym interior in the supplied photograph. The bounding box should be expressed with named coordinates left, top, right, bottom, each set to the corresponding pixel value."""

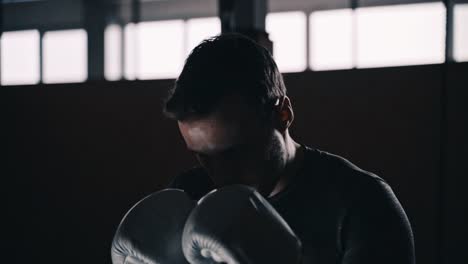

left=2, top=0, right=467, bottom=263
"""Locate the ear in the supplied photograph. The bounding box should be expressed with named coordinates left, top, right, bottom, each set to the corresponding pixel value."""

left=274, top=96, right=294, bottom=132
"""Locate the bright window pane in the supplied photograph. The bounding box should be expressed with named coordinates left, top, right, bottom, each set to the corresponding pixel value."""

left=124, top=23, right=137, bottom=80
left=454, top=4, right=468, bottom=62
left=310, top=9, right=353, bottom=71
left=1, top=30, right=40, bottom=85
left=105, top=24, right=122, bottom=81
left=43, top=29, right=87, bottom=83
left=186, top=17, right=221, bottom=56
left=137, top=20, right=185, bottom=80
left=267, top=11, right=307, bottom=73
left=356, top=3, right=446, bottom=68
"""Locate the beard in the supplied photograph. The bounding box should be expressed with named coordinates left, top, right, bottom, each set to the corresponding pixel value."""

left=204, top=128, right=288, bottom=197
left=254, top=129, right=288, bottom=196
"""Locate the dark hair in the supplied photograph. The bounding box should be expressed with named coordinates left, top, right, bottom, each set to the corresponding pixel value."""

left=163, top=33, right=286, bottom=121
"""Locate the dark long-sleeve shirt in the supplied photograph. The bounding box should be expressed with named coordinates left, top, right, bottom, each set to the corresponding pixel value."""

left=169, top=145, right=416, bottom=264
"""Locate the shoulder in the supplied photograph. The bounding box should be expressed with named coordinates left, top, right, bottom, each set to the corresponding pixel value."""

left=302, top=146, right=395, bottom=205
left=168, top=166, right=214, bottom=200
left=308, top=147, right=411, bottom=231
left=304, top=147, right=414, bottom=261
left=311, top=148, right=384, bottom=183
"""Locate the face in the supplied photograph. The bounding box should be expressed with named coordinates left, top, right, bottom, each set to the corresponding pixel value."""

left=178, top=94, right=288, bottom=194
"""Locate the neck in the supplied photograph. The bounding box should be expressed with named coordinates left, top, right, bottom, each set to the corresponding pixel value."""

left=268, top=131, right=304, bottom=197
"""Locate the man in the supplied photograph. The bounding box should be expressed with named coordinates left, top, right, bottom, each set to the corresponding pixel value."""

left=164, top=33, right=415, bottom=263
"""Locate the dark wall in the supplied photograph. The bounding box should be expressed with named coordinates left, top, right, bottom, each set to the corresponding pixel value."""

left=3, top=63, right=467, bottom=264
left=442, top=63, right=468, bottom=264
left=3, top=80, right=198, bottom=264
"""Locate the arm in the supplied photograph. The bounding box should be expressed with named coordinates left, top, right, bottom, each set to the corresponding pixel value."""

left=341, top=178, right=415, bottom=264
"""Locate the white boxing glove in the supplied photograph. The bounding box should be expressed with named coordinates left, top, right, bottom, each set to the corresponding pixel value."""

left=182, top=185, right=302, bottom=264
left=111, top=189, right=195, bottom=264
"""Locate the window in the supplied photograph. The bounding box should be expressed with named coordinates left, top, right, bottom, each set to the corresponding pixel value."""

left=454, top=4, right=468, bottom=62
left=266, top=11, right=307, bottom=73
left=123, top=18, right=219, bottom=80
left=356, top=2, right=446, bottom=68
left=1, top=30, right=40, bottom=85
left=309, top=9, right=354, bottom=71
left=42, top=29, right=87, bottom=83
left=105, top=24, right=122, bottom=81
left=186, top=17, right=221, bottom=56
left=136, top=20, right=185, bottom=80
left=124, top=23, right=137, bottom=80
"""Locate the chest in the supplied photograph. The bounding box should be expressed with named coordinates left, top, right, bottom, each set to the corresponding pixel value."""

left=271, top=186, right=346, bottom=264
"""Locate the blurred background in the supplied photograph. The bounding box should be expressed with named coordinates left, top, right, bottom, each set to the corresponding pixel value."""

left=1, top=0, right=467, bottom=263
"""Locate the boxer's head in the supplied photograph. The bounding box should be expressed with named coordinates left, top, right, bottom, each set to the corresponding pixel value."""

left=164, top=34, right=294, bottom=194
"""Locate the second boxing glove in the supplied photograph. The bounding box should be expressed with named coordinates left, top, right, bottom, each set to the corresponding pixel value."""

left=182, top=185, right=302, bottom=264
